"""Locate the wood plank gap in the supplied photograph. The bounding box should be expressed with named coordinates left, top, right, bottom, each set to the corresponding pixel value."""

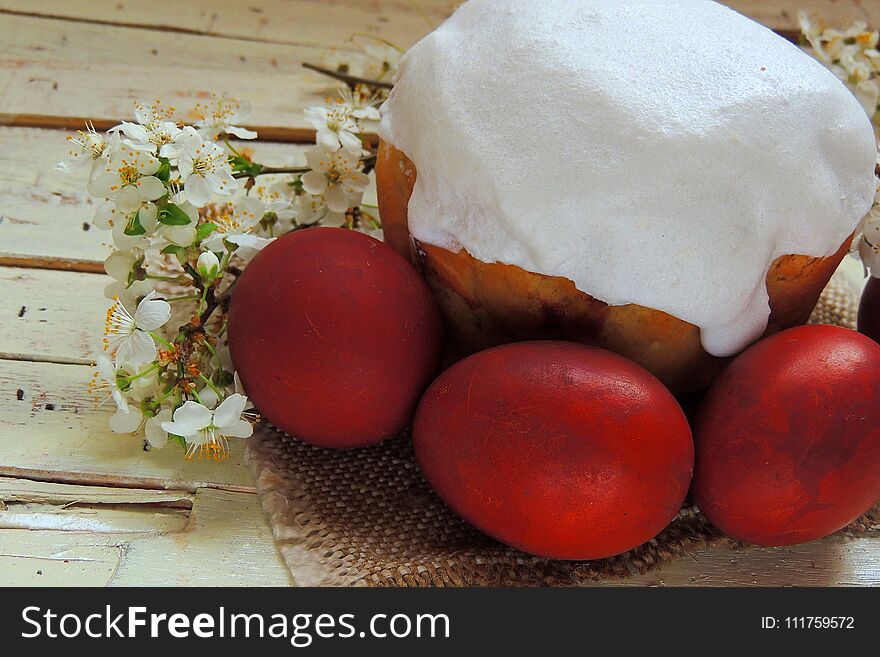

left=0, top=254, right=105, bottom=273
left=0, top=352, right=94, bottom=366
left=0, top=467, right=257, bottom=495
left=0, top=475, right=194, bottom=507
left=0, top=7, right=370, bottom=53
left=0, top=114, right=376, bottom=145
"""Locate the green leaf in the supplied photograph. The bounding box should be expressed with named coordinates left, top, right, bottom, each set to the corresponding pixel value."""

left=229, top=154, right=262, bottom=177
left=123, top=212, right=146, bottom=236
left=159, top=203, right=193, bottom=226
left=155, top=158, right=171, bottom=182
left=213, top=369, right=234, bottom=388
left=170, top=433, right=187, bottom=449
left=161, top=243, right=188, bottom=264
left=196, top=221, right=217, bottom=241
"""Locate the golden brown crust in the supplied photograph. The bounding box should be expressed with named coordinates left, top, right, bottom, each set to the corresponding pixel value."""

left=376, top=141, right=851, bottom=392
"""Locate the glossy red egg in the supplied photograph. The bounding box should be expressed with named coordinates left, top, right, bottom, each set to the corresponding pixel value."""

left=228, top=228, right=443, bottom=448
left=412, top=341, right=694, bottom=560
left=858, top=276, right=880, bottom=344
left=693, top=325, right=880, bottom=546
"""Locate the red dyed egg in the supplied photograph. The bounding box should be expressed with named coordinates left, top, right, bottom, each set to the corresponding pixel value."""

left=228, top=228, right=443, bottom=448
left=693, top=325, right=880, bottom=546
left=413, top=341, right=693, bottom=560
left=858, top=276, right=880, bottom=344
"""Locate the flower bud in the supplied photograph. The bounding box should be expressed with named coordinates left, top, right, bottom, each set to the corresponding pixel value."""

left=197, top=250, right=221, bottom=283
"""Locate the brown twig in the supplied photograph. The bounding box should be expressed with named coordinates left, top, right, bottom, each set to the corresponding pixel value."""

left=302, top=63, right=394, bottom=90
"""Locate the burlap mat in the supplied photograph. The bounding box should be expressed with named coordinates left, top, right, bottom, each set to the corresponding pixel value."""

left=245, top=272, right=880, bottom=586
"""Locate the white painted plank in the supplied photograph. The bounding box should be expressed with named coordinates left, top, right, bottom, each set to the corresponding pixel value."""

left=0, top=488, right=290, bottom=586
left=0, top=266, right=106, bottom=363
left=111, top=488, right=291, bottom=586
left=0, top=13, right=367, bottom=137
left=0, top=0, right=458, bottom=51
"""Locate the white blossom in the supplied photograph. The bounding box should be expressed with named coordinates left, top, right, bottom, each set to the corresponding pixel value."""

left=112, top=101, right=183, bottom=156
left=305, top=101, right=363, bottom=153
left=800, top=12, right=880, bottom=118
left=56, top=123, right=114, bottom=175
left=103, top=290, right=171, bottom=371
left=203, top=197, right=274, bottom=259
left=103, top=250, right=151, bottom=305
left=176, top=128, right=237, bottom=206
left=295, top=191, right=346, bottom=227
left=194, top=97, right=257, bottom=141
left=161, top=393, right=254, bottom=460
left=156, top=196, right=199, bottom=247
left=88, top=148, right=167, bottom=216
left=93, top=201, right=156, bottom=251
left=89, top=353, right=130, bottom=414
left=257, top=181, right=299, bottom=229
left=301, top=146, right=370, bottom=213
left=339, top=85, right=381, bottom=122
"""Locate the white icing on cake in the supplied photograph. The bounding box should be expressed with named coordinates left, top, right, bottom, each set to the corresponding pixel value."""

left=378, top=0, right=877, bottom=356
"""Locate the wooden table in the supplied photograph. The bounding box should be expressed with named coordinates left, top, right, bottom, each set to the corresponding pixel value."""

left=0, top=0, right=877, bottom=587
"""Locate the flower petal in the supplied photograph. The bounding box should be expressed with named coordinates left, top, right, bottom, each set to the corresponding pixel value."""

left=345, top=171, right=371, bottom=192
left=229, top=234, right=274, bottom=260
left=133, top=291, right=171, bottom=331
left=305, top=146, right=329, bottom=171
left=138, top=176, right=166, bottom=202
left=138, top=153, right=161, bottom=175
left=88, top=171, right=117, bottom=198
left=163, top=401, right=212, bottom=436
left=213, top=393, right=248, bottom=429
left=96, top=353, right=117, bottom=381
left=139, top=202, right=159, bottom=232
left=316, top=129, right=341, bottom=152
left=161, top=223, right=198, bottom=247
left=118, top=122, right=150, bottom=144
left=145, top=411, right=171, bottom=448
left=109, top=408, right=143, bottom=434
left=222, top=419, right=254, bottom=439
left=115, top=185, right=143, bottom=213
left=338, top=129, right=363, bottom=153
left=114, top=330, right=157, bottom=370
left=104, top=250, right=136, bottom=282
left=184, top=175, right=212, bottom=207
left=324, top=185, right=350, bottom=213
left=226, top=125, right=258, bottom=139
left=301, top=171, right=327, bottom=196
left=93, top=201, right=116, bottom=230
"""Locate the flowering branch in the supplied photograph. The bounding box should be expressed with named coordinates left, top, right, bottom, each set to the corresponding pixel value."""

left=62, top=40, right=397, bottom=461
left=800, top=13, right=880, bottom=278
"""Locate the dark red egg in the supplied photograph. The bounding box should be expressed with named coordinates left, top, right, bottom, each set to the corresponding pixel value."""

left=693, top=325, right=880, bottom=547
left=858, top=276, right=880, bottom=344
left=228, top=227, right=443, bottom=448
left=412, top=341, right=694, bottom=560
